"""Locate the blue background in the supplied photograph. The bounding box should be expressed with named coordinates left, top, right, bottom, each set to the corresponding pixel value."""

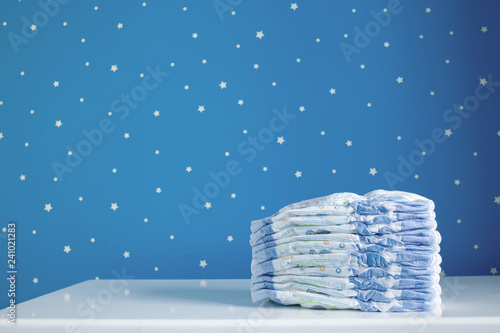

left=1, top=0, right=499, bottom=307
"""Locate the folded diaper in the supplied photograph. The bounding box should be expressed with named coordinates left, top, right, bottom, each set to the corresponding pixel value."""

left=250, top=190, right=441, bottom=312
left=252, top=289, right=441, bottom=311
left=251, top=252, right=442, bottom=276
left=252, top=241, right=441, bottom=263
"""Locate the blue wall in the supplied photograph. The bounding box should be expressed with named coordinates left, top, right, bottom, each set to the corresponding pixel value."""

left=1, top=0, right=499, bottom=306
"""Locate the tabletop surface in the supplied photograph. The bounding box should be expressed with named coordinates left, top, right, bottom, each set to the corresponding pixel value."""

left=1, top=276, right=499, bottom=332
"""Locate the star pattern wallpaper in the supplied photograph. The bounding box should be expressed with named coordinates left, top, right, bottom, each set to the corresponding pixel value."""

left=1, top=0, right=500, bottom=306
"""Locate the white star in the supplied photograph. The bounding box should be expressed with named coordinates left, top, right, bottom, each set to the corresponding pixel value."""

left=316, top=38, right=320, bottom=42
left=186, top=166, right=192, bottom=172
left=439, top=270, right=446, bottom=277
left=473, top=152, right=477, bottom=157
left=497, top=130, right=500, bottom=137
left=123, top=289, right=130, bottom=296
left=419, top=35, right=424, bottom=39
left=53, top=81, right=60, bottom=87
left=20, top=174, right=26, bottom=181
left=479, top=78, right=488, bottom=86
left=63, top=245, right=71, bottom=254
left=200, top=260, right=207, bottom=268
left=384, top=41, right=390, bottom=47
left=192, top=33, right=198, bottom=38
left=225, top=152, right=230, bottom=156
left=219, top=81, right=227, bottom=89
left=494, top=196, right=500, bottom=205
left=117, top=23, right=123, bottom=29
left=263, top=167, right=268, bottom=172
left=44, top=203, right=53, bottom=212
left=123, top=251, right=130, bottom=258
left=367, top=102, right=372, bottom=107
left=205, top=202, right=212, bottom=209
left=449, top=31, right=454, bottom=35
left=332, top=169, right=337, bottom=174
left=253, top=64, right=259, bottom=69
left=396, top=77, right=403, bottom=84
left=444, top=129, right=453, bottom=137
left=155, top=150, right=160, bottom=155
left=360, top=64, right=365, bottom=69
left=227, top=236, right=233, bottom=242
left=124, top=133, right=130, bottom=139
left=414, top=174, right=419, bottom=179
left=170, top=235, right=174, bottom=240
left=454, top=179, right=461, bottom=186
left=238, top=99, right=244, bottom=105
left=397, top=136, right=402, bottom=141
left=112, top=168, right=117, bottom=173
left=277, top=136, right=285, bottom=144
left=0, top=133, right=3, bottom=140
left=202, top=59, right=207, bottom=64
left=425, top=7, right=431, bottom=13
left=55, top=120, right=62, bottom=128
left=198, top=105, right=205, bottom=113
left=110, top=65, right=118, bottom=72
left=231, top=193, right=236, bottom=198
left=154, top=110, right=160, bottom=117
left=272, top=82, right=277, bottom=86
left=33, top=278, right=38, bottom=284
left=329, top=88, right=336, bottom=94
left=63, top=293, right=71, bottom=302
left=296, top=58, right=301, bottom=63
left=261, top=206, right=265, bottom=210
left=295, top=171, right=302, bottom=178
left=346, top=140, right=352, bottom=147
left=320, top=131, right=325, bottom=136
left=457, top=219, right=462, bottom=224
left=30, top=24, right=36, bottom=31
left=156, top=187, right=162, bottom=194
left=256, top=31, right=264, bottom=39
left=430, top=91, right=435, bottom=96
left=369, top=168, right=377, bottom=176
left=200, top=279, right=207, bottom=287
left=290, top=3, right=298, bottom=10
left=184, top=85, right=189, bottom=90
left=299, top=106, right=305, bottom=112
left=481, top=26, right=488, bottom=33
left=90, top=238, right=95, bottom=243
left=474, top=244, right=479, bottom=250
left=491, top=267, right=498, bottom=275
left=445, top=59, right=450, bottom=64
left=111, top=203, right=118, bottom=211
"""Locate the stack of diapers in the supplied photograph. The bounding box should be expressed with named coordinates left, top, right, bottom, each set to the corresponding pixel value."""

left=250, top=190, right=442, bottom=312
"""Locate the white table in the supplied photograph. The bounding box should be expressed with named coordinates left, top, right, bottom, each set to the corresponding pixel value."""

left=1, top=276, right=499, bottom=332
